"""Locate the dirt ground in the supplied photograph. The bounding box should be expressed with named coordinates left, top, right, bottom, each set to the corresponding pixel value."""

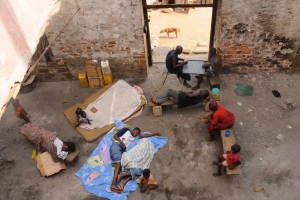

left=1, top=64, right=300, bottom=200
left=148, top=8, right=212, bottom=50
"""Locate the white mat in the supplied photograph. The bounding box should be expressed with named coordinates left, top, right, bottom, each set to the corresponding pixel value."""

left=81, top=80, right=141, bottom=129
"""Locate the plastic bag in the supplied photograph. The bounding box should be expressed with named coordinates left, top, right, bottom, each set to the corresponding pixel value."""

left=234, top=83, right=254, bottom=96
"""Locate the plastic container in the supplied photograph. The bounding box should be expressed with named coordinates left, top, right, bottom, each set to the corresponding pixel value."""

left=78, top=72, right=89, bottom=88
left=103, top=70, right=113, bottom=85
left=212, top=88, right=220, bottom=99
left=101, top=60, right=110, bottom=75
left=225, top=130, right=231, bottom=137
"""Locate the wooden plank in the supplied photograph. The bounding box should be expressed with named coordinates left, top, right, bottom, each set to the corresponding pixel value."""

left=0, top=83, right=21, bottom=119
left=220, top=128, right=242, bottom=175
left=209, top=75, right=221, bottom=85
left=148, top=100, right=175, bottom=107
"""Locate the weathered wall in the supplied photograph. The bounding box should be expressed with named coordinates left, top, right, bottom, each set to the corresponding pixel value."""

left=215, top=0, right=300, bottom=73
left=35, top=0, right=148, bottom=81
left=0, top=0, right=60, bottom=112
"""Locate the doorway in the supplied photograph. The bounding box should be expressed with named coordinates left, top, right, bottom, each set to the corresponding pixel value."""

left=142, top=0, right=218, bottom=66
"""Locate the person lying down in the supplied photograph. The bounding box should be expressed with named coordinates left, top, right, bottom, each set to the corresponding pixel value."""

left=20, top=123, right=76, bottom=162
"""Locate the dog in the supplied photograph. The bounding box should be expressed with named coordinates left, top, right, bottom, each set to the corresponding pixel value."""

left=160, top=27, right=180, bottom=38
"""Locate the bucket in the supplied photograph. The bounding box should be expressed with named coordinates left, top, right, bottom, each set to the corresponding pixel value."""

left=212, top=88, right=220, bottom=99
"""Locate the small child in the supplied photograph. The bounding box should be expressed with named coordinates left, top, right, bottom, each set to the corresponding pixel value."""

left=73, top=107, right=91, bottom=127
left=212, top=144, right=241, bottom=177
left=12, top=99, right=31, bottom=123
left=137, top=169, right=159, bottom=194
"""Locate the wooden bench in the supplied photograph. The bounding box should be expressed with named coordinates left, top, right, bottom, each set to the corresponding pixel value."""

left=148, top=100, right=175, bottom=116
left=220, top=128, right=242, bottom=175
left=209, top=75, right=221, bottom=90
left=65, top=150, right=80, bottom=166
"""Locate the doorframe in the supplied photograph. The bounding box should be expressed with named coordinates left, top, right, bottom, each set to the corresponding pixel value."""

left=142, top=0, right=218, bottom=66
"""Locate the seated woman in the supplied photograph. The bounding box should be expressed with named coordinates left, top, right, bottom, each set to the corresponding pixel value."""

left=206, top=101, right=235, bottom=141
left=20, top=123, right=76, bottom=162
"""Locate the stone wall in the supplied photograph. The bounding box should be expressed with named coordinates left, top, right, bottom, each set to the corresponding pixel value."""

left=215, top=0, right=300, bottom=73
left=35, top=0, right=148, bottom=80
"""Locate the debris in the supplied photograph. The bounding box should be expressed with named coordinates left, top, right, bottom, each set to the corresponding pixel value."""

left=239, top=122, right=243, bottom=126
left=251, top=77, right=256, bottom=83
left=194, top=179, right=197, bottom=184
left=165, top=188, right=171, bottom=200
left=243, top=75, right=248, bottom=79
left=248, top=108, right=253, bottom=112
left=289, top=83, right=294, bottom=88
left=254, top=186, right=266, bottom=192
left=287, top=125, right=292, bottom=129
left=31, top=149, right=37, bottom=159
left=277, top=134, right=285, bottom=141
left=272, top=90, right=281, bottom=98
left=277, top=83, right=282, bottom=87
left=260, top=158, right=263, bottom=161
left=237, top=102, right=242, bottom=106
left=237, top=181, right=257, bottom=200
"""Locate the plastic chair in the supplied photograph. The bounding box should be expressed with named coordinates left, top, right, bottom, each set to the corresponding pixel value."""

left=162, top=68, right=182, bottom=85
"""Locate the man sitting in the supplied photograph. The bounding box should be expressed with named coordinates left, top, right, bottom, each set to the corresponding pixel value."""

left=109, top=127, right=160, bottom=193
left=192, top=48, right=221, bottom=90
left=166, top=45, right=191, bottom=88
left=151, top=89, right=210, bottom=109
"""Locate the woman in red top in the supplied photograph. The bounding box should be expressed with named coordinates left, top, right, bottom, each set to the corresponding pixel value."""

left=207, top=101, right=235, bottom=141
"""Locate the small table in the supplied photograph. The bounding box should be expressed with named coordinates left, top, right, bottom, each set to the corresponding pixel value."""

left=182, top=60, right=205, bottom=74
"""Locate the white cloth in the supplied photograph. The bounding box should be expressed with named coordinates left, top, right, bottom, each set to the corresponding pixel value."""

left=116, top=130, right=135, bottom=147
left=81, top=80, right=142, bottom=129
left=54, top=138, right=68, bottom=160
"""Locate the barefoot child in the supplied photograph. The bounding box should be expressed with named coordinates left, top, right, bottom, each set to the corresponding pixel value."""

left=12, top=99, right=31, bottom=123
left=212, top=144, right=241, bottom=177
left=73, top=107, right=91, bottom=127
left=137, top=169, right=159, bottom=194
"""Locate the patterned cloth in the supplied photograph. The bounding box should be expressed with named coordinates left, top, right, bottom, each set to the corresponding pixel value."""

left=19, top=123, right=60, bottom=162
left=182, top=60, right=205, bottom=74
left=121, top=138, right=154, bottom=171
left=75, top=120, right=168, bottom=200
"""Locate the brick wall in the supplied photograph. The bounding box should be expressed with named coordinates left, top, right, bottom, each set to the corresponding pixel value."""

left=34, top=0, right=148, bottom=80
left=215, top=0, right=300, bottom=73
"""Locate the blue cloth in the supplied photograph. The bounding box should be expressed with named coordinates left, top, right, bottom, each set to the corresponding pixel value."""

left=109, top=142, right=124, bottom=163
left=75, top=120, right=168, bottom=200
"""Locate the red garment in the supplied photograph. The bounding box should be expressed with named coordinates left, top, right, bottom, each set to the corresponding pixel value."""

left=15, top=105, right=27, bottom=118
left=226, top=151, right=240, bottom=166
left=208, top=104, right=235, bottom=133
left=139, top=174, right=155, bottom=185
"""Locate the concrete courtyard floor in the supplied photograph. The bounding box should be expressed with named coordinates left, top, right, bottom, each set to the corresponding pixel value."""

left=1, top=63, right=300, bottom=200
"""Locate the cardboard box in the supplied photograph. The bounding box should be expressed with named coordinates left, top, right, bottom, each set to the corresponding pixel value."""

left=85, top=60, right=99, bottom=77
left=88, top=76, right=101, bottom=88
left=36, top=152, right=66, bottom=177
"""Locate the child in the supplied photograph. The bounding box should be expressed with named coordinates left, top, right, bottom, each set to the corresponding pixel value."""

left=137, top=169, right=159, bottom=194
left=73, top=107, right=91, bottom=127
left=212, top=144, right=241, bottom=177
left=12, top=99, right=31, bottom=123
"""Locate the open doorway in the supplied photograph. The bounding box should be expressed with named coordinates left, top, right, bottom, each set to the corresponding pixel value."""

left=149, top=7, right=212, bottom=58
left=142, top=0, right=217, bottom=65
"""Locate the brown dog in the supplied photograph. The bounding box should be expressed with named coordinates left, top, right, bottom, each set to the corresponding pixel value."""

left=160, top=27, right=180, bottom=38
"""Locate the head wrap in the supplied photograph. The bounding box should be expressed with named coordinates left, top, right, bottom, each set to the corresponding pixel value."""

left=209, top=101, right=218, bottom=111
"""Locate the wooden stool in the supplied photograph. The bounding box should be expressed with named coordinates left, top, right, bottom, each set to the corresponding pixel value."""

left=65, top=150, right=80, bottom=166
left=148, top=100, right=175, bottom=116
left=209, top=75, right=221, bottom=90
